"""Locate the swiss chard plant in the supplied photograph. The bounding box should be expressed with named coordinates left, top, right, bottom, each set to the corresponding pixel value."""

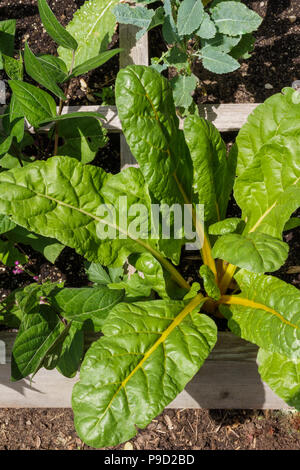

left=114, top=0, right=262, bottom=113
left=0, top=65, right=299, bottom=448
left=0, top=0, right=120, bottom=265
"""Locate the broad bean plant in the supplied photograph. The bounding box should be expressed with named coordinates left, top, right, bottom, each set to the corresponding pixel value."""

left=0, top=65, right=299, bottom=447
left=114, top=0, right=262, bottom=113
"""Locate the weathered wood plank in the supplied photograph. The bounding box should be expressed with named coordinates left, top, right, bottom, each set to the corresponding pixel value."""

left=0, top=331, right=290, bottom=409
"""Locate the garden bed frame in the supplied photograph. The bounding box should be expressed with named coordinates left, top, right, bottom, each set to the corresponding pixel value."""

left=0, top=26, right=291, bottom=410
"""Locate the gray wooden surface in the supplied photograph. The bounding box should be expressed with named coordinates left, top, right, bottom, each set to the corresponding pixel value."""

left=0, top=331, right=290, bottom=409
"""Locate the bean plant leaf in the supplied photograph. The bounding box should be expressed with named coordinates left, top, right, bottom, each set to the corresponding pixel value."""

left=211, top=1, right=262, bottom=36
left=220, top=270, right=300, bottom=359
left=70, top=48, right=122, bottom=78
left=6, top=225, right=64, bottom=264
left=201, top=46, right=240, bottom=74
left=56, top=325, right=84, bottom=378
left=51, top=286, right=124, bottom=332
left=8, top=80, right=56, bottom=128
left=3, top=95, right=25, bottom=144
left=24, top=43, right=66, bottom=100
left=212, top=232, right=289, bottom=273
left=38, top=0, right=78, bottom=51
left=56, top=117, right=107, bottom=164
left=0, top=20, right=16, bottom=69
left=3, top=54, right=23, bottom=80
left=0, top=239, right=27, bottom=266
left=58, top=0, right=119, bottom=69
left=184, top=115, right=236, bottom=224
left=284, top=218, right=300, bottom=231
left=177, top=0, right=204, bottom=36
left=40, top=112, right=106, bottom=125
left=257, top=349, right=300, bottom=410
left=72, top=298, right=217, bottom=447
left=85, top=262, right=112, bottom=285
left=37, top=55, right=68, bottom=83
left=0, top=157, right=165, bottom=267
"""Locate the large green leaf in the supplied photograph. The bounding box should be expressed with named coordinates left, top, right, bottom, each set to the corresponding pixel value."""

left=58, top=0, right=119, bottom=69
left=56, top=325, right=84, bottom=378
left=0, top=157, right=162, bottom=267
left=24, top=43, right=66, bottom=100
left=177, top=0, right=204, bottom=36
left=211, top=1, right=262, bottom=36
left=8, top=80, right=56, bottom=128
left=221, top=270, right=300, bottom=359
left=38, top=0, right=78, bottom=51
left=212, top=232, right=289, bottom=273
left=51, top=286, right=124, bottom=331
left=257, top=349, right=300, bottom=410
left=184, top=115, right=236, bottom=223
left=72, top=297, right=217, bottom=447
left=116, top=65, right=193, bottom=207
left=234, top=134, right=300, bottom=238
left=236, top=88, right=300, bottom=176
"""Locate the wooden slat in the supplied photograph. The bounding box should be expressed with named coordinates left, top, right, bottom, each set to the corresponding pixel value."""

left=0, top=331, right=290, bottom=409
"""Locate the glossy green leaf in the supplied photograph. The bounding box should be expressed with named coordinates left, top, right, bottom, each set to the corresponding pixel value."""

left=201, top=46, right=240, bottom=73
left=38, top=0, right=78, bottom=51
left=56, top=117, right=107, bottom=164
left=212, top=232, right=289, bottom=273
left=177, top=0, right=204, bottom=36
left=8, top=80, right=56, bottom=128
left=3, top=95, right=25, bottom=144
left=70, top=48, right=122, bottom=78
left=0, top=136, right=13, bottom=156
left=131, top=252, right=172, bottom=299
left=3, top=54, right=23, bottom=80
left=221, top=270, right=300, bottom=359
left=0, top=20, right=16, bottom=69
left=24, top=43, right=66, bottom=100
left=208, top=217, right=245, bottom=235
left=0, top=157, right=161, bottom=267
left=236, top=88, right=300, bottom=176
left=211, top=1, right=262, bottom=36
left=171, top=74, right=197, bottom=109
left=56, top=325, right=84, bottom=378
left=72, top=298, right=217, bottom=447
left=58, top=0, right=118, bottom=69
left=199, top=265, right=220, bottom=300
left=257, top=349, right=300, bottom=410
left=0, top=214, right=16, bottom=234
left=6, top=226, right=64, bottom=264
left=51, top=286, right=124, bottom=332
left=284, top=217, right=300, bottom=231
left=37, top=55, right=68, bottom=83
left=234, top=134, right=300, bottom=238
left=184, top=115, right=236, bottom=223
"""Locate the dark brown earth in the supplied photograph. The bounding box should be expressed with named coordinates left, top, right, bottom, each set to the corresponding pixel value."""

left=0, top=0, right=299, bottom=452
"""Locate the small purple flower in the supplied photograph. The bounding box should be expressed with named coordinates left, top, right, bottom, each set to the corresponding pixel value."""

left=39, top=296, right=48, bottom=305
left=14, top=261, right=20, bottom=266
left=12, top=267, right=23, bottom=275
left=33, top=276, right=39, bottom=281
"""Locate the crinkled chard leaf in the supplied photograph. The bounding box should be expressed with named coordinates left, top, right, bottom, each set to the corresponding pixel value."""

left=72, top=298, right=217, bottom=447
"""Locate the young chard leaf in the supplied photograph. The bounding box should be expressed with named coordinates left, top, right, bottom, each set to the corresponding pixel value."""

left=38, top=0, right=78, bottom=51
left=72, top=297, right=217, bottom=447
left=220, top=270, right=300, bottom=359
left=212, top=232, right=289, bottom=273
left=199, top=265, right=220, bottom=300
left=208, top=217, right=245, bottom=235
